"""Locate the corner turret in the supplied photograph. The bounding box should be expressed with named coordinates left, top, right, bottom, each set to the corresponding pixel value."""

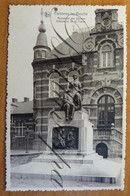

left=33, top=8, right=51, bottom=60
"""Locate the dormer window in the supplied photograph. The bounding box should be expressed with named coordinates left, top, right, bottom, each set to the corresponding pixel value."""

left=34, top=51, right=39, bottom=59
left=100, top=43, right=114, bottom=68
left=39, top=50, right=46, bottom=58
left=34, top=50, right=46, bottom=59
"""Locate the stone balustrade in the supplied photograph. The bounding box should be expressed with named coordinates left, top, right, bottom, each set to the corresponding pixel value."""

left=93, top=127, right=122, bottom=144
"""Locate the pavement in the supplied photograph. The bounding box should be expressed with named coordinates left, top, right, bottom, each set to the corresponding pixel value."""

left=9, top=154, right=123, bottom=191
left=11, top=150, right=43, bottom=156
left=10, top=177, right=122, bottom=191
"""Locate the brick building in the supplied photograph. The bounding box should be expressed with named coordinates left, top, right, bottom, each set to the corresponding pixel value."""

left=10, top=98, right=34, bottom=150
left=31, top=9, right=124, bottom=158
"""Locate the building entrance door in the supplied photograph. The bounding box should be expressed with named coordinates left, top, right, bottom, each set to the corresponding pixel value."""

left=96, top=143, right=108, bottom=158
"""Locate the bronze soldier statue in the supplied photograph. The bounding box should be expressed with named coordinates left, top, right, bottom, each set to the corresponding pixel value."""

left=63, top=73, right=82, bottom=121
left=69, top=74, right=81, bottom=110
left=63, top=89, right=75, bottom=121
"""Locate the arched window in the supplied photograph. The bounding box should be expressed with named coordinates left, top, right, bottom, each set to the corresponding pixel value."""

left=41, top=50, right=46, bottom=58
left=34, top=50, right=39, bottom=59
left=100, top=44, right=113, bottom=68
left=34, top=50, right=46, bottom=59
left=39, top=50, right=46, bottom=58
left=98, top=95, right=115, bottom=127
left=49, top=73, right=59, bottom=98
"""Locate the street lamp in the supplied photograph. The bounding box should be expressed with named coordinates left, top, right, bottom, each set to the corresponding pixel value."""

left=25, top=127, right=29, bottom=153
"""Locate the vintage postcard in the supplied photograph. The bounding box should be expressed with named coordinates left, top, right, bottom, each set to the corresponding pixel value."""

left=6, top=5, right=126, bottom=191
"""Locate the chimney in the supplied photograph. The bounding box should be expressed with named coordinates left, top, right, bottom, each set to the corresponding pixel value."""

left=24, top=97, right=29, bottom=102
left=12, top=98, right=18, bottom=103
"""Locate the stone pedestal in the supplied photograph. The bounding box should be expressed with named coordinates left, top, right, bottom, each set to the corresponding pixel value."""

left=47, top=110, right=94, bottom=155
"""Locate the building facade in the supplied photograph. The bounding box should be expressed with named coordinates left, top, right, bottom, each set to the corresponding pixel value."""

left=10, top=98, right=34, bottom=150
left=31, top=9, right=124, bottom=158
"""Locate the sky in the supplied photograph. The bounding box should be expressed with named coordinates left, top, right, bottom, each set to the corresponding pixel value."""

left=7, top=5, right=126, bottom=102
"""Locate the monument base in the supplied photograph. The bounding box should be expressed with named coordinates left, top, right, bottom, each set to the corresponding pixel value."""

left=11, top=152, right=121, bottom=185
left=11, top=110, right=121, bottom=187
left=33, top=151, right=102, bottom=164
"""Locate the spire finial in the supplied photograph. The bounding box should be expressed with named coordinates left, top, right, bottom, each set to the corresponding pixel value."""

left=38, top=8, right=46, bottom=33
left=41, top=8, right=43, bottom=22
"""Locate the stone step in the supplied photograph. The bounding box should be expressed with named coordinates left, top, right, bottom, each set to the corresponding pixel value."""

left=32, top=152, right=103, bottom=164
left=11, top=158, right=121, bottom=186
left=11, top=172, right=117, bottom=184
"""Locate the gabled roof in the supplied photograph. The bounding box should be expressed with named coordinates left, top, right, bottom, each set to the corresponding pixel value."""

left=11, top=101, right=33, bottom=115
left=47, top=31, right=90, bottom=59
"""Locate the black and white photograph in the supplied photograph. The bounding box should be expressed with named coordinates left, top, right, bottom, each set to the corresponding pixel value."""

left=6, top=5, right=126, bottom=191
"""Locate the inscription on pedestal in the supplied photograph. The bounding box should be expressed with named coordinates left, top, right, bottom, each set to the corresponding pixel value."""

left=52, top=126, right=79, bottom=150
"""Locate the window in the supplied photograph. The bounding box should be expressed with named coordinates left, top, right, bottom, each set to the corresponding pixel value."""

left=98, top=95, right=115, bottom=127
left=49, top=73, right=59, bottom=98
left=34, top=50, right=46, bottom=59
left=39, top=50, right=46, bottom=58
left=34, top=50, right=39, bottom=59
left=14, top=121, right=25, bottom=136
left=41, top=50, right=46, bottom=58
left=34, top=82, right=36, bottom=99
left=100, top=44, right=113, bottom=68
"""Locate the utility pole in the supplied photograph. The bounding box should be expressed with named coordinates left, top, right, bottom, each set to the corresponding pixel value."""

left=25, top=127, right=29, bottom=153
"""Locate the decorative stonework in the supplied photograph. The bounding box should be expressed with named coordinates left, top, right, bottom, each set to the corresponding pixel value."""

left=83, top=37, right=95, bottom=52
left=89, top=87, right=122, bottom=105
left=48, top=110, right=94, bottom=153
left=101, top=78, right=111, bottom=86
left=117, top=32, right=123, bottom=47
left=102, top=12, right=112, bottom=29
left=52, top=126, right=79, bottom=150
left=82, top=54, right=87, bottom=66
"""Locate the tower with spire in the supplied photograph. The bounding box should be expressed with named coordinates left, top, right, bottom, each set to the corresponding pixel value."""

left=32, top=8, right=51, bottom=150
left=33, top=8, right=51, bottom=60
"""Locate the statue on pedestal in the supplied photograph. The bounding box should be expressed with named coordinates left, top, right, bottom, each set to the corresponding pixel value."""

left=62, top=73, right=82, bottom=121
left=70, top=73, right=81, bottom=110
left=63, top=89, right=75, bottom=121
